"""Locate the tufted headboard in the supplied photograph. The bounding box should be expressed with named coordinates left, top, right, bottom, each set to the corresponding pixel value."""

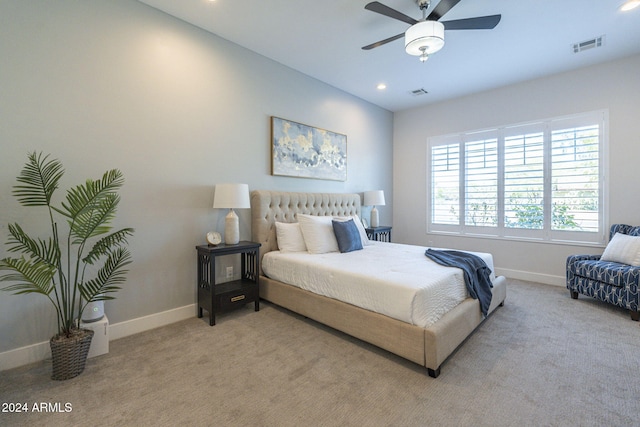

left=251, top=190, right=361, bottom=265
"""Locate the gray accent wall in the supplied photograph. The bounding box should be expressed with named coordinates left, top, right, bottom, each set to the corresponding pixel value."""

left=0, top=1, right=393, bottom=354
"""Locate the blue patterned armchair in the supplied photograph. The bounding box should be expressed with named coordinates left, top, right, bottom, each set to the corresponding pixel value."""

left=566, top=224, right=640, bottom=321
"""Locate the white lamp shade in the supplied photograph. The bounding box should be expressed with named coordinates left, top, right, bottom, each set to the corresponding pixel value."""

left=213, top=183, right=250, bottom=209
left=364, top=190, right=385, bottom=207
left=405, top=21, right=445, bottom=56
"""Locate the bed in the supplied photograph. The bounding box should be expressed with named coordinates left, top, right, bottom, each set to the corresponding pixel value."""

left=251, top=190, right=507, bottom=377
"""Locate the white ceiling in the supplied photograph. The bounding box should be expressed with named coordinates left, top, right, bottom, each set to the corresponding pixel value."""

left=137, top=0, right=640, bottom=112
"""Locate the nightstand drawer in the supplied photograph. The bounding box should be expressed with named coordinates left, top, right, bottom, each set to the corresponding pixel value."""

left=217, top=285, right=258, bottom=310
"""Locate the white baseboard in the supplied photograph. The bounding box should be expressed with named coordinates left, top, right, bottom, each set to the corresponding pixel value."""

left=495, top=267, right=565, bottom=287
left=108, top=304, right=195, bottom=340
left=0, top=304, right=196, bottom=372
left=0, top=341, right=52, bottom=372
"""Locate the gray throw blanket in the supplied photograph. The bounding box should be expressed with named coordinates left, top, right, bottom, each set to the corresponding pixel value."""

left=425, top=249, right=493, bottom=317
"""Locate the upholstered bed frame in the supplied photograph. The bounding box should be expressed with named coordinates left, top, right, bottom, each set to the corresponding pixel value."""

left=250, top=190, right=507, bottom=377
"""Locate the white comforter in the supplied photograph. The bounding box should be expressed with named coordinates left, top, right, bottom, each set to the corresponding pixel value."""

left=262, top=242, right=496, bottom=328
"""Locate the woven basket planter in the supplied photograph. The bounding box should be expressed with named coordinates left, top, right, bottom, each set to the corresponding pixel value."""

left=50, top=328, right=94, bottom=381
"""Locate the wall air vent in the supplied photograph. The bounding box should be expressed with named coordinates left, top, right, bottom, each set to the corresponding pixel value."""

left=572, top=35, right=604, bottom=53
left=410, top=88, right=428, bottom=96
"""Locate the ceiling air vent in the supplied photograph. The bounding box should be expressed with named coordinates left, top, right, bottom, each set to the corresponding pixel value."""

left=410, top=88, right=428, bottom=96
left=572, top=35, right=604, bottom=53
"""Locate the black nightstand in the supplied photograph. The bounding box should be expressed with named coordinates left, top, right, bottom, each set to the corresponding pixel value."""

left=365, top=226, right=392, bottom=242
left=195, top=241, right=261, bottom=326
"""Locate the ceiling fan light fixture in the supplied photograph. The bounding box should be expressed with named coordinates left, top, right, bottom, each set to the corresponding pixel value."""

left=621, top=0, right=640, bottom=11
left=405, top=20, right=445, bottom=56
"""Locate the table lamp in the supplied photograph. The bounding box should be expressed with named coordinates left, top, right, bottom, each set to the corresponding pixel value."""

left=364, top=190, right=385, bottom=228
left=213, top=183, right=250, bottom=245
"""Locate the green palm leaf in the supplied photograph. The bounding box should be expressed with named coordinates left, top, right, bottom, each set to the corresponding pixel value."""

left=12, top=152, right=64, bottom=207
left=83, top=228, right=134, bottom=265
left=0, top=257, right=57, bottom=295
left=80, top=247, right=132, bottom=302
left=70, top=193, right=120, bottom=243
left=5, top=223, right=60, bottom=267
left=56, top=169, right=124, bottom=220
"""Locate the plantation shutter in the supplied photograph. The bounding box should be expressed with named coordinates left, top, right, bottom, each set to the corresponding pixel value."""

left=550, top=120, right=600, bottom=233
left=464, top=136, right=498, bottom=227
left=431, top=142, right=460, bottom=225
left=503, top=128, right=544, bottom=230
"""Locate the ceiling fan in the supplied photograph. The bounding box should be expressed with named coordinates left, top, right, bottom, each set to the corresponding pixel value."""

left=362, top=0, right=501, bottom=62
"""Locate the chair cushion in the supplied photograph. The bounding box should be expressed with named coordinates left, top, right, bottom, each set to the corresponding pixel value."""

left=569, top=259, right=638, bottom=288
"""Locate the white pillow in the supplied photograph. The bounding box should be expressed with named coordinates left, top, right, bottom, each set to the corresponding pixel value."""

left=333, top=215, right=371, bottom=246
left=275, top=222, right=307, bottom=252
left=601, top=232, right=640, bottom=266
left=296, top=214, right=339, bottom=254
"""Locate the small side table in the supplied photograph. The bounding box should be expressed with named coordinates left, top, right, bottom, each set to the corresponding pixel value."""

left=366, top=226, right=392, bottom=242
left=196, top=241, right=261, bottom=326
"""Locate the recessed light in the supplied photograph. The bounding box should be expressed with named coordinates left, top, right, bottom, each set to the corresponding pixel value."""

left=621, top=0, right=640, bottom=11
left=377, top=83, right=387, bottom=90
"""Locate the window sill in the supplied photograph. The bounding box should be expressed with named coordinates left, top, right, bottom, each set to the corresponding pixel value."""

left=427, top=229, right=606, bottom=249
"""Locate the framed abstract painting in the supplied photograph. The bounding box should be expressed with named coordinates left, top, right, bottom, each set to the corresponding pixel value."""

left=271, top=116, right=347, bottom=181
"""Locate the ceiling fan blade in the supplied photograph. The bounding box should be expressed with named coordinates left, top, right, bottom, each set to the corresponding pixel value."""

left=365, top=2, right=418, bottom=25
left=427, top=0, right=462, bottom=21
left=441, top=15, right=501, bottom=30
left=362, top=33, right=404, bottom=50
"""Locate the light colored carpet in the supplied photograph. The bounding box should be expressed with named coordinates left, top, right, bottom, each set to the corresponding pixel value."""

left=1, top=279, right=639, bottom=426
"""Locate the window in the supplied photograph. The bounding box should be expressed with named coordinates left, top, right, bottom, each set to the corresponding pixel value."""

left=428, top=111, right=607, bottom=245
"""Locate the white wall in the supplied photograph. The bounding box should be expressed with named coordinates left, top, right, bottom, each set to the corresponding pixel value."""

left=0, top=0, right=393, bottom=361
left=394, top=54, right=640, bottom=285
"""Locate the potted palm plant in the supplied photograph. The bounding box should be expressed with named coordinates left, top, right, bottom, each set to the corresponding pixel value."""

left=0, top=152, right=134, bottom=380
